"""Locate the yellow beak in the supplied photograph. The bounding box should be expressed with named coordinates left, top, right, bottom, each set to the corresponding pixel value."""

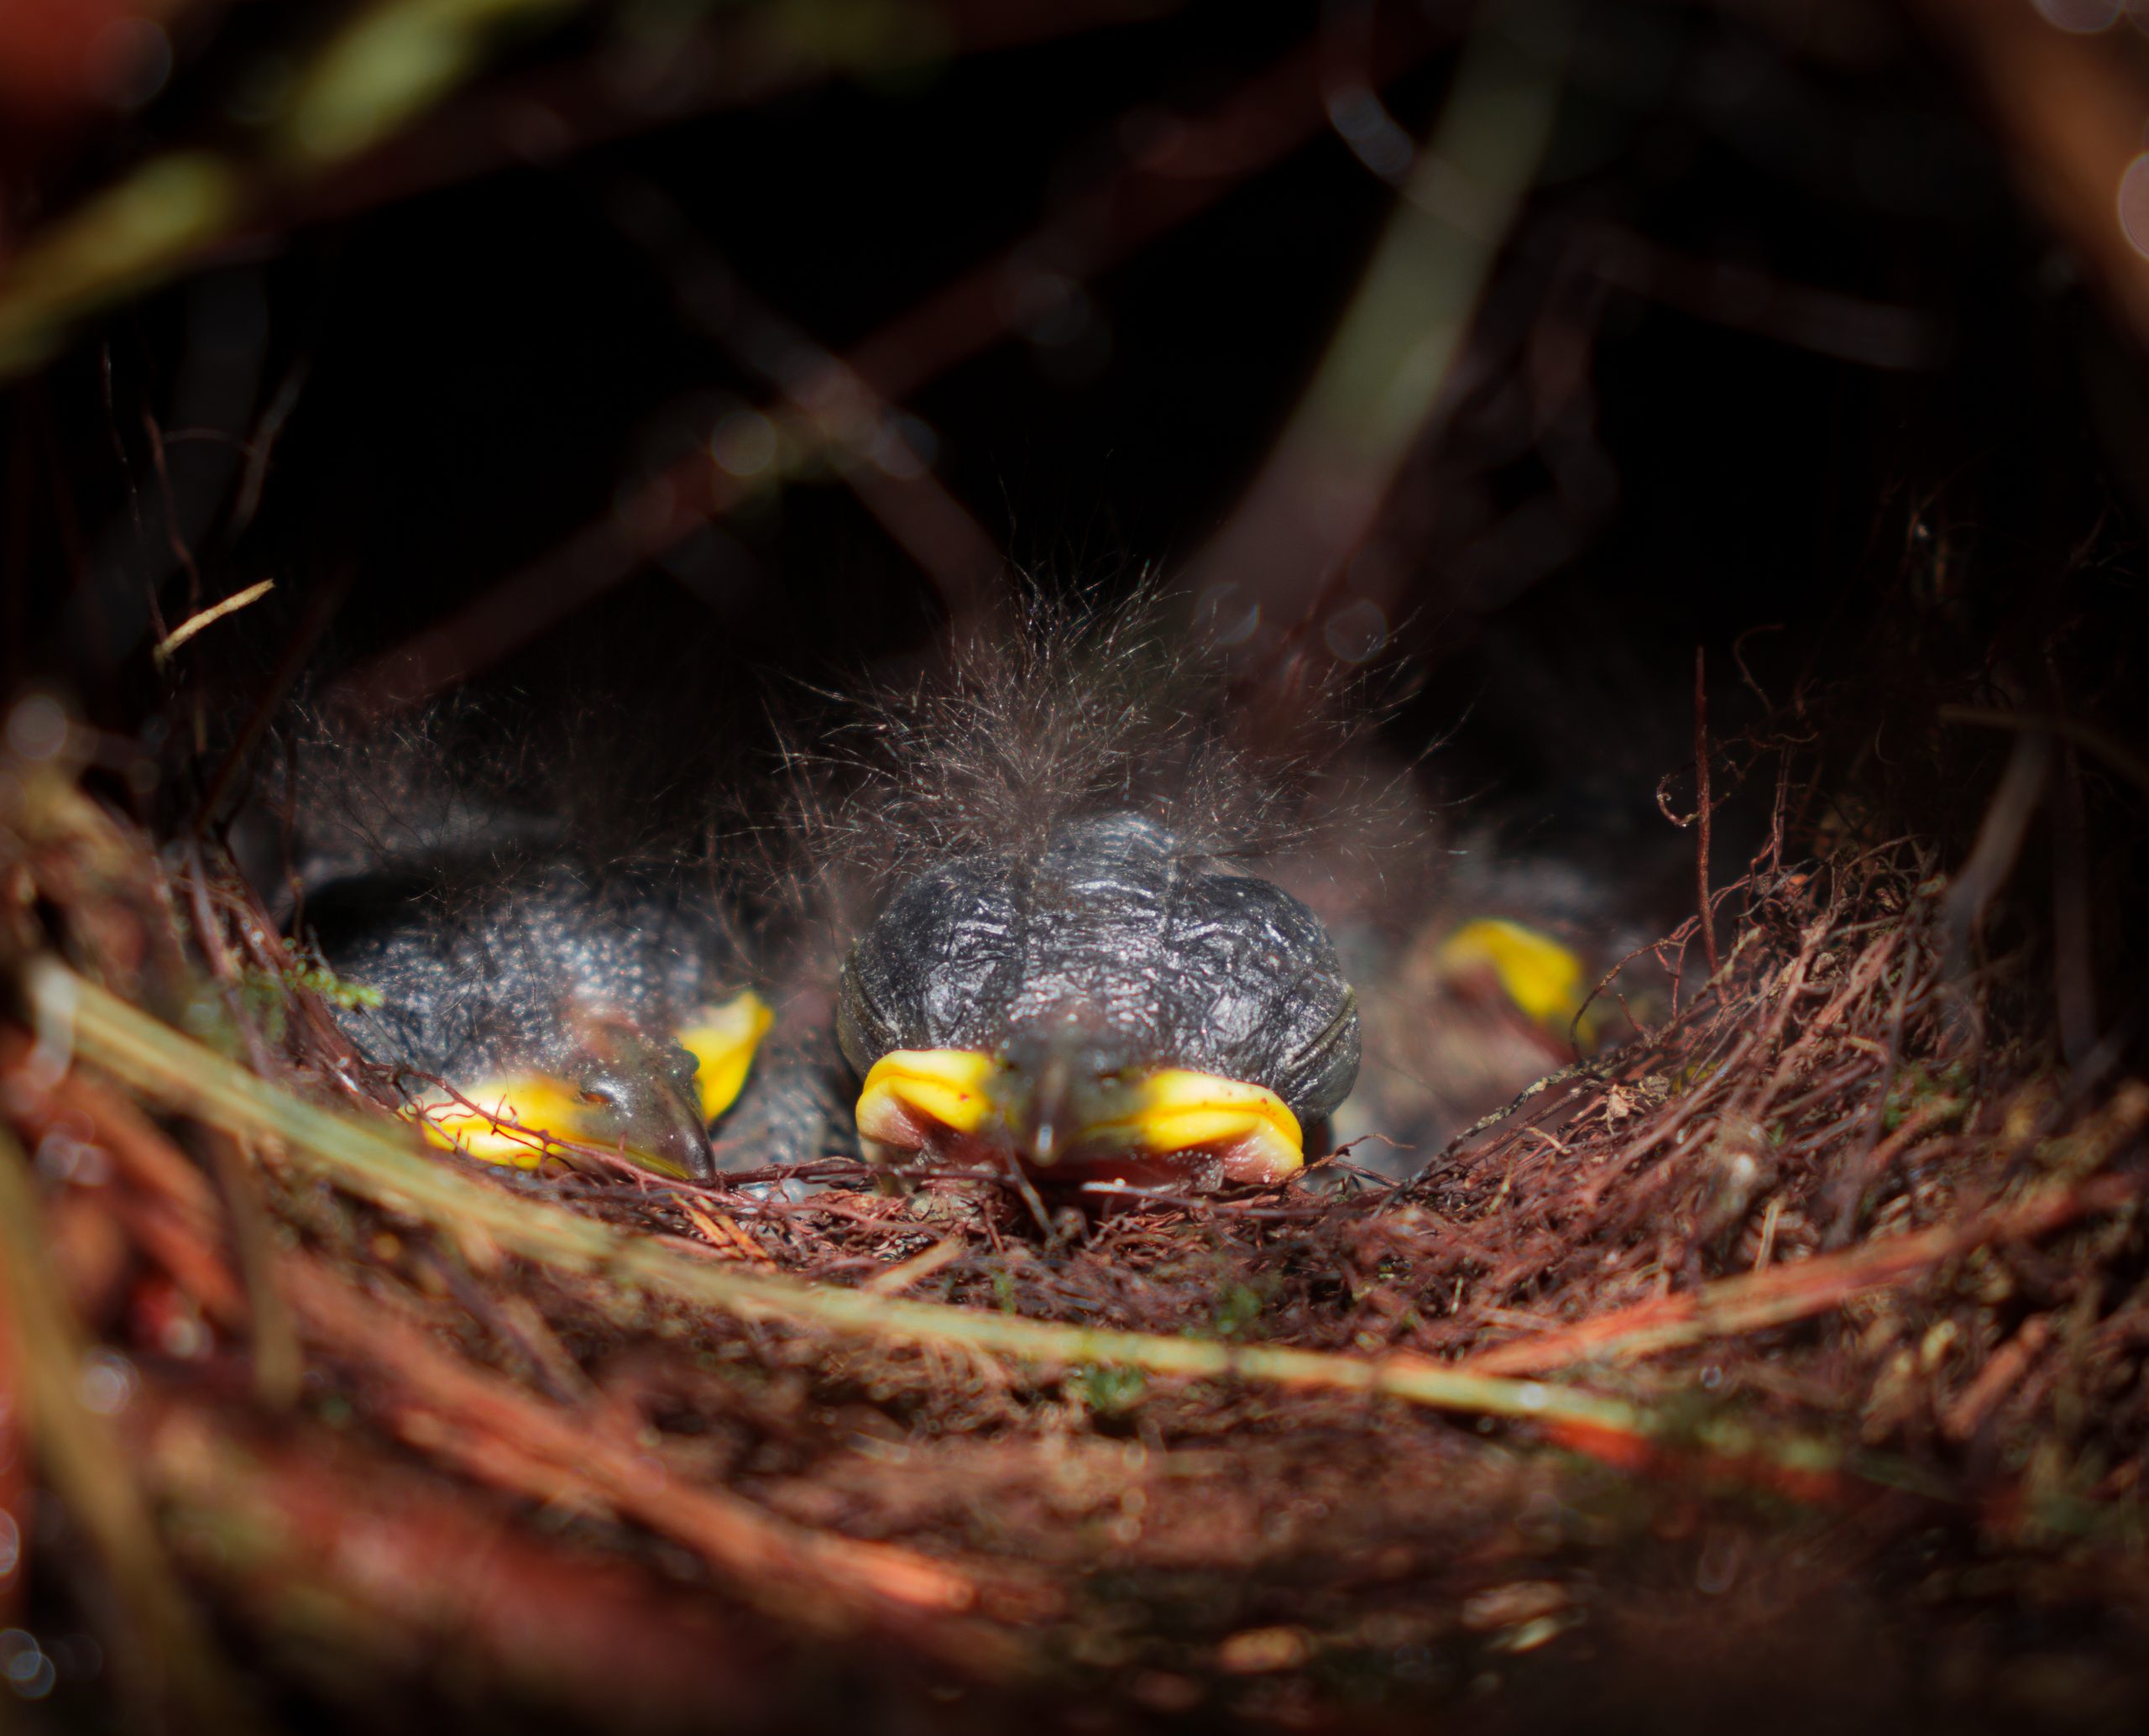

left=677, top=989, right=776, bottom=1122
left=410, top=1074, right=604, bottom=1170
left=1435, top=917, right=1608, bottom=1043
left=409, top=989, right=774, bottom=1174
left=854, top=1048, right=1304, bottom=1184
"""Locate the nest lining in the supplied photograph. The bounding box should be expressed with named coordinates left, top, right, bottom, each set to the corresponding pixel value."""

left=2, top=739, right=2146, bottom=1731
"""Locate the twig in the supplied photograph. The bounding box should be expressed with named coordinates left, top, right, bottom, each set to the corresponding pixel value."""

left=203, top=1130, right=305, bottom=1410
left=1941, top=1314, right=2054, bottom=1443
left=1186, top=13, right=1565, bottom=656
left=0, top=3, right=1167, bottom=379
left=0, top=1255, right=19, bottom=1628
left=0, top=1125, right=254, bottom=1730
left=327, top=20, right=1450, bottom=719
left=1820, top=938, right=1925, bottom=1247
left=865, top=1239, right=968, bottom=1296
left=1938, top=725, right=2052, bottom=1016
left=16, top=960, right=1979, bottom=1503
left=16, top=960, right=1678, bottom=1438
left=599, top=178, right=1002, bottom=620
left=2050, top=742, right=2098, bottom=1070
left=141, top=410, right=204, bottom=618
left=196, top=566, right=353, bottom=826
left=1461, top=1173, right=2135, bottom=1378
left=151, top=578, right=276, bottom=667
left=1908, top=0, right=2149, bottom=350
left=0, top=1040, right=1030, bottom=1666
left=278, top=1263, right=1027, bottom=1666
left=1938, top=703, right=2149, bottom=801
left=1696, top=646, right=1720, bottom=977
left=137, top=1383, right=782, bottom=1723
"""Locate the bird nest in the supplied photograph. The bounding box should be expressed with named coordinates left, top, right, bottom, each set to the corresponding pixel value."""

left=3, top=733, right=2146, bottom=1733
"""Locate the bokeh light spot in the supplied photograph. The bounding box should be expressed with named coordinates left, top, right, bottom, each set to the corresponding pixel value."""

left=871, top=415, right=937, bottom=479
left=5, top=696, right=69, bottom=762
left=2120, top=153, right=2149, bottom=258
left=93, top=18, right=171, bottom=111
left=1322, top=598, right=1389, bottom=665
left=710, top=410, right=776, bottom=478
left=1, top=1630, right=52, bottom=1702
left=77, top=1350, right=135, bottom=1418
left=2032, top=0, right=2121, bottom=31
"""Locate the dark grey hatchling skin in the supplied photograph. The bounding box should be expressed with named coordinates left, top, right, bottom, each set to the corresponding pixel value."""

left=305, top=860, right=758, bottom=1179
left=838, top=812, right=1362, bottom=1129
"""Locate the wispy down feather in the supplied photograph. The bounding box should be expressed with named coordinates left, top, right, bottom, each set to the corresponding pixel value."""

left=797, top=580, right=1405, bottom=897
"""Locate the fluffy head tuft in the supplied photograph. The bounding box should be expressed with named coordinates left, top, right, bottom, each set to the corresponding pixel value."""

left=800, top=581, right=1391, bottom=899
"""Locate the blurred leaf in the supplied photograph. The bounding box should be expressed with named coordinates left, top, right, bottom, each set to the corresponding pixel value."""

left=275, top=0, right=584, bottom=166
left=0, top=152, right=244, bottom=374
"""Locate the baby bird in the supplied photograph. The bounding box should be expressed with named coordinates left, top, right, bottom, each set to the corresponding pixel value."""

left=839, top=809, right=1360, bottom=1188
left=285, top=587, right=1381, bottom=1193
left=808, top=584, right=1373, bottom=1191
left=306, top=858, right=771, bottom=1180
left=268, top=697, right=777, bottom=1181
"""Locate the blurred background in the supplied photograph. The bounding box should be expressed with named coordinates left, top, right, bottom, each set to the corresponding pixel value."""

left=8, top=0, right=2149, bottom=1127
left=8, top=1, right=2149, bottom=1726
left=0, top=0, right=2134, bottom=767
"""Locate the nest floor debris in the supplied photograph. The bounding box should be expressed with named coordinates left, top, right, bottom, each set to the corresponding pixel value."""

left=3, top=761, right=2146, bottom=1733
